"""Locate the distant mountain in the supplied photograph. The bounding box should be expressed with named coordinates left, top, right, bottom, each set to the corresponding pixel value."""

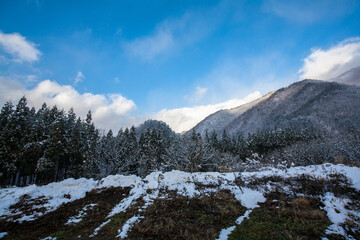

left=191, top=80, right=360, bottom=137
left=190, top=91, right=274, bottom=136
left=332, top=66, right=360, bottom=85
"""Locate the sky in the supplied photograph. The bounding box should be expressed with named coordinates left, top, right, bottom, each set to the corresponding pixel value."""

left=0, top=0, right=360, bottom=133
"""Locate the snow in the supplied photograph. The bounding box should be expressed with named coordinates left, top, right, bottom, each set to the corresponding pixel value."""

left=65, top=203, right=97, bottom=225
left=236, top=188, right=265, bottom=209
left=216, top=209, right=254, bottom=240
left=0, top=163, right=359, bottom=238
left=239, top=163, right=360, bottom=191
left=113, top=189, right=160, bottom=238
left=0, top=178, right=98, bottom=222
left=89, top=219, right=111, bottom=237
left=116, top=215, right=142, bottom=239
left=0, top=175, right=141, bottom=223
left=0, top=232, right=8, bottom=239
left=107, top=184, right=145, bottom=218
left=215, top=193, right=263, bottom=240
left=321, top=192, right=360, bottom=239
left=217, top=226, right=235, bottom=240
left=98, top=174, right=141, bottom=188
left=235, top=209, right=253, bottom=224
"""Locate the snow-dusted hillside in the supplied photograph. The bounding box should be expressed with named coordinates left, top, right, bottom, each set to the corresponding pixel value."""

left=0, top=163, right=359, bottom=239
left=191, top=91, right=274, bottom=137
left=190, top=80, right=360, bottom=137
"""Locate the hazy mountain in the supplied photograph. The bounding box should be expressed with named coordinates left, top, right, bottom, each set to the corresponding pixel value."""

left=190, top=91, right=274, bottom=136
left=191, top=80, right=360, bottom=137
left=331, top=66, right=360, bottom=85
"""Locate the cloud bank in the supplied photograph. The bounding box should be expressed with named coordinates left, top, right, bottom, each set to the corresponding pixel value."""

left=155, top=91, right=261, bottom=133
left=299, top=37, right=360, bottom=81
left=0, top=31, right=41, bottom=62
left=0, top=77, right=136, bottom=131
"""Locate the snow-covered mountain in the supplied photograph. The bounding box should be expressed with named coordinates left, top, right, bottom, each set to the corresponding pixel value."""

left=191, top=80, right=360, bottom=137
left=189, top=91, right=274, bottom=136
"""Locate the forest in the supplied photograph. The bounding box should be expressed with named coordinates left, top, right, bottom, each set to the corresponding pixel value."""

left=0, top=96, right=358, bottom=186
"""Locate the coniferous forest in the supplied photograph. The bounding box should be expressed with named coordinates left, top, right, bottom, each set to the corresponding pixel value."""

left=1, top=96, right=359, bottom=186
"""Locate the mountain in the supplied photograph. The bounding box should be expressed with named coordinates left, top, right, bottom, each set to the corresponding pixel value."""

left=189, top=91, right=274, bottom=136
left=332, top=66, right=360, bottom=85
left=191, top=80, right=360, bottom=137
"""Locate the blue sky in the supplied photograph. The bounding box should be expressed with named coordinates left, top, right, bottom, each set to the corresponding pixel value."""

left=1, top=0, right=360, bottom=132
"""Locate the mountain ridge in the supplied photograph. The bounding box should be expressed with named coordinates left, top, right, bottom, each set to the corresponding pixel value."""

left=190, top=79, right=360, bottom=137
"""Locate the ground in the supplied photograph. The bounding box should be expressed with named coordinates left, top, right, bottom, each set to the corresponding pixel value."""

left=0, top=163, right=359, bottom=240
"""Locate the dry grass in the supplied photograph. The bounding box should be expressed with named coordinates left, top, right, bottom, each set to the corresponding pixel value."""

left=127, top=190, right=246, bottom=240
left=229, top=195, right=332, bottom=240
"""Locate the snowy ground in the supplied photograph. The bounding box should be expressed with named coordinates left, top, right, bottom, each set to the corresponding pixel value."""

left=0, top=163, right=359, bottom=239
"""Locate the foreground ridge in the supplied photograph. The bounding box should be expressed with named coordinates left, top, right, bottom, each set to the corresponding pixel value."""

left=0, top=163, right=359, bottom=239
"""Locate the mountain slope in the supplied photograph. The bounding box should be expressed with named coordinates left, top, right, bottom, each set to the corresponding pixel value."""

left=191, top=80, right=360, bottom=136
left=191, top=91, right=274, bottom=136
left=332, top=66, right=360, bottom=85
left=0, top=164, right=359, bottom=239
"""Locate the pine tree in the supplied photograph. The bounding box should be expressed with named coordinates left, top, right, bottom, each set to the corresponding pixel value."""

left=221, top=130, right=231, bottom=152
left=81, top=111, right=99, bottom=178
left=67, top=111, right=83, bottom=178
left=43, top=107, right=67, bottom=182
left=0, top=101, right=15, bottom=185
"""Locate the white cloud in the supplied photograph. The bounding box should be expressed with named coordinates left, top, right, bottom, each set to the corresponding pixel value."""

left=124, top=28, right=174, bottom=61
left=0, top=31, right=41, bottom=62
left=155, top=91, right=261, bottom=133
left=123, top=2, right=227, bottom=61
left=185, top=86, right=208, bottom=102
left=74, top=71, right=85, bottom=84
left=263, top=0, right=356, bottom=23
left=194, top=86, right=208, bottom=100
left=0, top=77, right=136, bottom=131
left=299, top=37, right=360, bottom=80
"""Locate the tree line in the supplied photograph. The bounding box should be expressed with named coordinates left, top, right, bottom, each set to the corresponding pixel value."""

left=1, top=96, right=350, bottom=186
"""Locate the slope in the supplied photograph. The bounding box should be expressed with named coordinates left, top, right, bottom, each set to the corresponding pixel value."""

left=191, top=80, right=360, bottom=137
left=191, top=91, right=274, bottom=136
left=0, top=163, right=359, bottom=239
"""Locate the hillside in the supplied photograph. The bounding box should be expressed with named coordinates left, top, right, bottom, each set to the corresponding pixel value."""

left=0, top=162, right=359, bottom=240
left=191, top=80, right=360, bottom=137
left=190, top=91, right=274, bottom=137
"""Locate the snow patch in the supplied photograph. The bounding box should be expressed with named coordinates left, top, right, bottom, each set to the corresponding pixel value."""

left=116, top=215, right=142, bottom=239
left=89, top=219, right=111, bottom=237
left=216, top=226, right=235, bottom=240
left=215, top=197, right=261, bottom=239
left=321, top=192, right=360, bottom=238
left=235, top=209, right=253, bottom=224
left=65, top=203, right=97, bottom=225
left=107, top=184, right=145, bottom=218
left=0, top=232, right=8, bottom=239
left=0, top=178, right=99, bottom=222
